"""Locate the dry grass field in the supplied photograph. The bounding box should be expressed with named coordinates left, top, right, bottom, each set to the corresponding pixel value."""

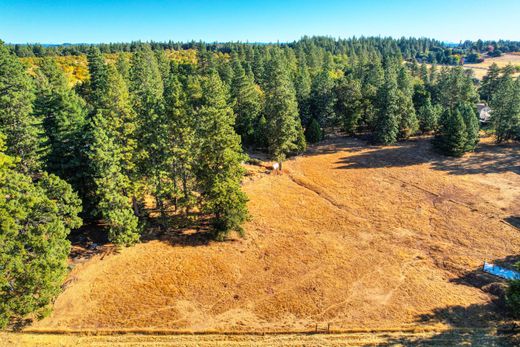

left=464, top=53, right=520, bottom=79
left=5, top=135, right=520, bottom=345
left=1, top=328, right=516, bottom=346
left=423, top=53, right=520, bottom=79
left=459, top=53, right=520, bottom=79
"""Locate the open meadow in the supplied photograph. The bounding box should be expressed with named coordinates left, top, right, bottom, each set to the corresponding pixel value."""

left=5, top=135, right=518, bottom=345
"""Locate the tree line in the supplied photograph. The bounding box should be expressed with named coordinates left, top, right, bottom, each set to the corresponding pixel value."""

left=1, top=36, right=519, bottom=327
left=10, top=37, right=520, bottom=64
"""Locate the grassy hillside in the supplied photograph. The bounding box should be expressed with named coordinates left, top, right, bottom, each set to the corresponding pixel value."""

left=21, top=135, right=519, bottom=335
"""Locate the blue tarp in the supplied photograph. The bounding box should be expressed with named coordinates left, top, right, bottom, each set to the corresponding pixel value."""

left=483, top=262, right=520, bottom=280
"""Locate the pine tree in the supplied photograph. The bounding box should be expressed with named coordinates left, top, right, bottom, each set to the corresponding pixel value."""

left=164, top=71, right=197, bottom=210
left=457, top=103, right=480, bottom=151
left=491, top=76, right=520, bottom=143
left=155, top=49, right=170, bottom=83
left=433, top=109, right=468, bottom=157
left=357, top=59, right=384, bottom=130
left=0, top=41, right=42, bottom=173
left=264, top=51, right=306, bottom=165
left=88, top=112, right=139, bottom=245
left=86, top=47, right=109, bottom=109
left=334, top=75, right=363, bottom=134
left=305, top=118, right=322, bottom=143
left=480, top=63, right=501, bottom=102
left=435, top=66, right=478, bottom=111
left=217, top=60, right=234, bottom=86
left=310, top=69, right=337, bottom=129
left=252, top=48, right=266, bottom=86
left=254, top=114, right=268, bottom=149
left=294, top=57, right=312, bottom=126
left=0, top=133, right=82, bottom=327
left=397, top=66, right=419, bottom=139
left=115, top=53, right=130, bottom=82
left=87, top=50, right=140, bottom=244
left=420, top=63, right=429, bottom=84
left=195, top=72, right=248, bottom=239
left=34, top=57, right=88, bottom=196
left=417, top=97, right=441, bottom=133
left=374, top=66, right=400, bottom=145
left=129, top=44, right=169, bottom=220
left=230, top=55, right=262, bottom=147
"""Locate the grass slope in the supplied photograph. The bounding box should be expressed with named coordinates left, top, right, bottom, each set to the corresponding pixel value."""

left=25, top=136, right=520, bottom=336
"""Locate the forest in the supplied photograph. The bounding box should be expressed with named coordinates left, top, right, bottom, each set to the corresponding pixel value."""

left=0, top=35, right=519, bottom=328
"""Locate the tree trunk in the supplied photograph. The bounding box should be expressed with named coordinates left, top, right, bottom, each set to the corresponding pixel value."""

left=132, top=196, right=140, bottom=217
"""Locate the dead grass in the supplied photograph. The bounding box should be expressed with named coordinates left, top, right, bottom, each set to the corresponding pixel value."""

left=11, top=135, right=520, bottom=344
left=425, top=53, right=520, bottom=79
left=2, top=328, right=516, bottom=347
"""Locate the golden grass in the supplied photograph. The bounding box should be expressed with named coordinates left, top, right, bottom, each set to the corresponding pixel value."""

left=2, top=327, right=513, bottom=347
left=424, top=53, right=520, bottom=79
left=18, top=135, right=518, bottom=336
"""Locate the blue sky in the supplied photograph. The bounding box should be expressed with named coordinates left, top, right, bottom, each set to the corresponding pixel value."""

left=1, top=0, right=519, bottom=44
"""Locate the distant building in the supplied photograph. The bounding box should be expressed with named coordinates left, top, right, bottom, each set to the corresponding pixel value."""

left=476, top=103, right=492, bottom=123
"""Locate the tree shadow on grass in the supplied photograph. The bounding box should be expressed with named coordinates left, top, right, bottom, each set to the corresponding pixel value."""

left=370, top=304, right=518, bottom=346
left=68, top=223, right=117, bottom=263
left=304, top=134, right=373, bottom=156
left=69, top=212, right=230, bottom=263
left=505, top=216, right=520, bottom=230
left=141, top=212, right=239, bottom=247
left=371, top=256, right=520, bottom=346
left=334, top=137, right=519, bottom=176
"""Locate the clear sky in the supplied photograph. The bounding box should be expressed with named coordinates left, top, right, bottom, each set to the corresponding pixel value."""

left=1, top=0, right=519, bottom=44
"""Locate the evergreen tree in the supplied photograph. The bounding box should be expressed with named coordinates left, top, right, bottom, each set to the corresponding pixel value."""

left=310, top=69, right=337, bottom=129
left=294, top=57, right=312, bottom=126
left=480, top=63, right=501, bottom=102
left=155, top=49, right=170, bottom=83
left=0, top=41, right=42, bottom=173
left=252, top=48, right=266, bottom=86
left=507, top=278, right=520, bottom=318
left=88, top=112, right=139, bottom=246
left=34, top=57, right=88, bottom=196
left=195, top=72, right=248, bottom=238
left=457, top=102, right=480, bottom=151
left=254, top=114, right=268, bottom=149
left=87, top=50, right=140, bottom=244
left=264, top=51, right=306, bottom=165
left=305, top=118, right=322, bottom=143
left=374, top=66, right=400, bottom=145
left=412, top=82, right=430, bottom=111
left=435, top=66, right=478, bottom=111
left=230, top=55, right=262, bottom=147
left=420, top=63, right=429, bottom=84
left=491, top=76, right=520, bottom=143
left=357, top=59, right=384, bottom=130
left=0, top=133, right=82, bottom=327
left=417, top=97, right=441, bottom=133
left=334, top=75, right=363, bottom=134
left=396, top=66, right=419, bottom=139
left=217, top=60, right=234, bottom=86
left=433, top=109, right=468, bottom=157
left=129, top=45, right=168, bottom=219
left=86, top=47, right=109, bottom=109
left=164, top=71, right=197, bottom=210
left=115, top=53, right=130, bottom=82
